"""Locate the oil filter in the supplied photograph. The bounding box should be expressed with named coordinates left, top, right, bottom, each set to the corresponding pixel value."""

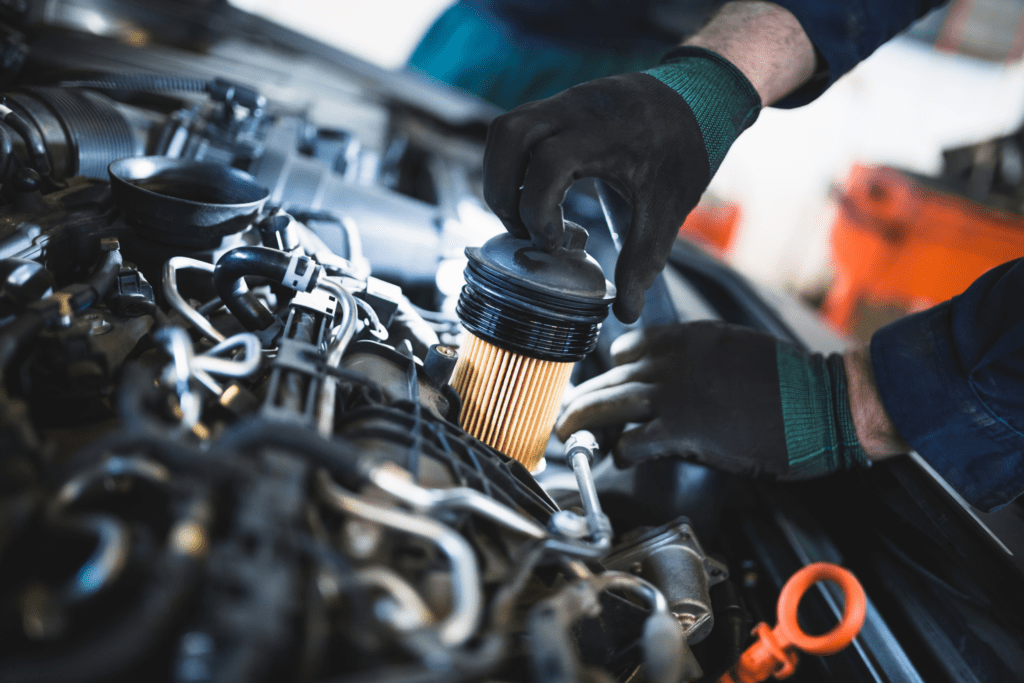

left=451, top=222, right=614, bottom=470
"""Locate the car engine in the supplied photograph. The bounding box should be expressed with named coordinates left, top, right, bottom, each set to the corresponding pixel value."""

left=5, top=4, right=1024, bottom=683
left=0, top=6, right=748, bottom=683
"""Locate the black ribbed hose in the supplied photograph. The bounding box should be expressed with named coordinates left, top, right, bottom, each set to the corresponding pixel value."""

left=213, top=246, right=319, bottom=331
left=56, top=74, right=264, bottom=111
left=57, top=74, right=209, bottom=93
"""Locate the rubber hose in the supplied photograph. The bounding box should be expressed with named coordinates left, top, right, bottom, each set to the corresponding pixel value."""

left=0, top=122, right=14, bottom=180
left=213, top=246, right=319, bottom=331
left=215, top=418, right=368, bottom=490
left=2, top=110, right=50, bottom=176
left=56, top=74, right=209, bottom=93
left=84, top=249, right=123, bottom=303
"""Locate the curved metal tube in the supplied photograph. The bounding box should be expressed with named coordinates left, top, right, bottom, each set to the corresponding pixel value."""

left=54, top=456, right=171, bottom=511
left=366, top=461, right=548, bottom=540
left=62, top=515, right=131, bottom=603
left=163, top=258, right=226, bottom=343
left=316, top=471, right=482, bottom=646
left=354, top=566, right=435, bottom=631
left=193, top=332, right=262, bottom=378
left=314, top=277, right=359, bottom=437
left=154, top=327, right=217, bottom=423
left=590, top=572, right=670, bottom=615
left=292, top=219, right=369, bottom=280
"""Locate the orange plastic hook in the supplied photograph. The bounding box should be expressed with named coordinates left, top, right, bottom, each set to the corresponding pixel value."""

left=719, top=562, right=867, bottom=683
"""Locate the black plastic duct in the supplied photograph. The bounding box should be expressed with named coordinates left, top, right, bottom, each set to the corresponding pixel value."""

left=109, top=156, right=270, bottom=248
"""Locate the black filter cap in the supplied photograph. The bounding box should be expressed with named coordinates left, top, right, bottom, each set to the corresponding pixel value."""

left=457, top=222, right=614, bottom=362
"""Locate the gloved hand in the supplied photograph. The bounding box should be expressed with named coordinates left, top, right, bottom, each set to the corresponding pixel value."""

left=482, top=47, right=761, bottom=323
left=555, top=322, right=868, bottom=480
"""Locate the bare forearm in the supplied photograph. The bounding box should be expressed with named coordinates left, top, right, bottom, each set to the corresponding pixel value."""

left=844, top=344, right=910, bottom=461
left=684, top=1, right=816, bottom=106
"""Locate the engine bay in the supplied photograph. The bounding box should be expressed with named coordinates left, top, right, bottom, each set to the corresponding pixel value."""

left=0, top=13, right=740, bottom=683
left=1, top=4, right=1023, bottom=683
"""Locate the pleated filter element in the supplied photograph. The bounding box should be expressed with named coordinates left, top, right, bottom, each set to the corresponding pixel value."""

left=451, top=333, right=575, bottom=471
left=453, top=222, right=614, bottom=472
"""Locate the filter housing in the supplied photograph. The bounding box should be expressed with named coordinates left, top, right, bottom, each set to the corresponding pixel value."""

left=451, top=222, right=614, bottom=470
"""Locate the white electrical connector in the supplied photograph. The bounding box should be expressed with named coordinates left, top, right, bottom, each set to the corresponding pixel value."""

left=283, top=253, right=320, bottom=292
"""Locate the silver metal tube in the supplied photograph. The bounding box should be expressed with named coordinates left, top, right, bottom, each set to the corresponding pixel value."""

left=163, top=257, right=226, bottom=343
left=155, top=326, right=205, bottom=425
left=62, top=515, right=131, bottom=603
left=569, top=451, right=602, bottom=521
left=314, top=277, right=359, bottom=437
left=354, top=566, right=435, bottom=630
left=54, top=456, right=171, bottom=510
left=565, top=431, right=602, bottom=519
left=564, top=431, right=612, bottom=553
left=366, top=462, right=548, bottom=540
left=316, top=471, right=482, bottom=647
left=591, top=572, right=670, bottom=615
left=292, top=219, right=369, bottom=280
left=193, top=332, right=262, bottom=378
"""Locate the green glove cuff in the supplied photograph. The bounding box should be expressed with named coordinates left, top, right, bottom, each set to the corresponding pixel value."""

left=644, top=47, right=761, bottom=176
left=776, top=345, right=868, bottom=479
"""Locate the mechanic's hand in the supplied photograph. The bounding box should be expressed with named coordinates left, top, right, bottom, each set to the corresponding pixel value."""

left=482, top=48, right=761, bottom=323
left=555, top=321, right=867, bottom=480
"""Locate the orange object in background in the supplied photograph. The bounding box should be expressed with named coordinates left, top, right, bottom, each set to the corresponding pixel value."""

left=821, top=164, right=1024, bottom=338
left=720, top=562, right=866, bottom=683
left=679, top=197, right=741, bottom=254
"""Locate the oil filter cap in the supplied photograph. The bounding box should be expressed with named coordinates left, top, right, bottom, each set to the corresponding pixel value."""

left=457, top=222, right=614, bottom=363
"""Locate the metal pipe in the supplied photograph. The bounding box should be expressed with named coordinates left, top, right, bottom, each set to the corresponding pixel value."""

left=314, top=277, right=359, bottom=437
left=316, top=471, right=482, bottom=646
left=154, top=327, right=223, bottom=425
left=590, top=572, right=670, bottom=615
left=54, top=456, right=171, bottom=511
left=552, top=431, right=613, bottom=558
left=62, top=515, right=131, bottom=603
left=366, top=461, right=548, bottom=540
left=163, top=258, right=226, bottom=343
left=565, top=431, right=602, bottom=523
left=292, top=219, right=369, bottom=280
left=354, top=566, right=435, bottom=631
left=193, top=332, right=262, bottom=378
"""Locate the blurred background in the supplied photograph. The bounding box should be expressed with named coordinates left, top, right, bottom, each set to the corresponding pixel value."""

left=232, top=0, right=1024, bottom=340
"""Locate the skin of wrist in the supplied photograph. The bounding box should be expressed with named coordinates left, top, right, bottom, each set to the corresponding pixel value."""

left=683, top=1, right=816, bottom=106
left=843, top=344, right=910, bottom=461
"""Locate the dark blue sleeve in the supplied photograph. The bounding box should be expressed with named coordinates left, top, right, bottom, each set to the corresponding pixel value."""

left=771, top=0, right=948, bottom=107
left=871, top=259, right=1024, bottom=512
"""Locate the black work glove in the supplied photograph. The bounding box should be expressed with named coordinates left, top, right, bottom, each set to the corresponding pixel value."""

left=482, top=48, right=761, bottom=323
left=555, top=322, right=868, bottom=480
